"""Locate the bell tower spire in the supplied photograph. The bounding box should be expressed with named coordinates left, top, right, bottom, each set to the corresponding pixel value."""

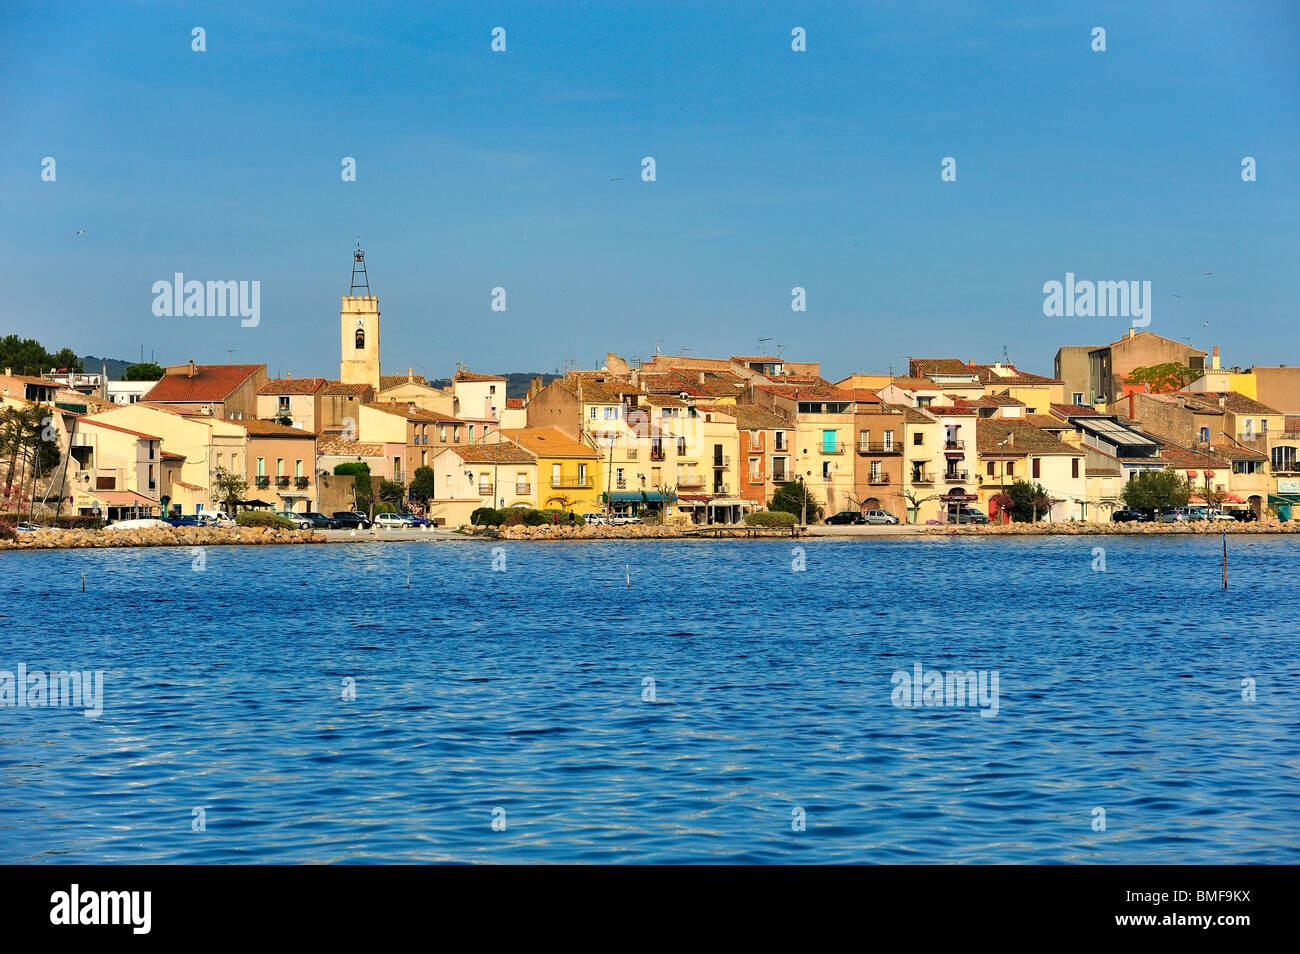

left=339, top=238, right=381, bottom=392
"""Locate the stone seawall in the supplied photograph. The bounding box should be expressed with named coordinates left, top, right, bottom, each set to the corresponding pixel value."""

left=932, top=520, right=1300, bottom=536
left=1, top=526, right=325, bottom=550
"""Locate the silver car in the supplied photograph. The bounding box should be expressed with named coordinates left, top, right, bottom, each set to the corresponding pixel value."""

left=374, top=513, right=416, bottom=529
left=862, top=509, right=899, bottom=525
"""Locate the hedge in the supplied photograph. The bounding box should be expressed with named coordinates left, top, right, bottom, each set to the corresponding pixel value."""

left=744, top=510, right=798, bottom=528
left=234, top=511, right=295, bottom=529
left=0, top=513, right=105, bottom=530
left=333, top=462, right=371, bottom=476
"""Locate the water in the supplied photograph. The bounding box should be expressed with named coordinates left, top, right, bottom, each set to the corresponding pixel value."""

left=1, top=536, right=1297, bottom=864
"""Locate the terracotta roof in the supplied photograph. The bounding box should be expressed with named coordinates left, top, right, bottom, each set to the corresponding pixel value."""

left=145, top=364, right=263, bottom=403
left=882, top=377, right=944, bottom=391
left=366, top=401, right=459, bottom=423
left=446, top=443, right=536, bottom=464
left=258, top=377, right=326, bottom=395
left=982, top=394, right=1026, bottom=406
left=380, top=373, right=428, bottom=389
left=79, top=417, right=161, bottom=440
left=1137, top=392, right=1221, bottom=413
left=1101, top=331, right=1207, bottom=354
left=910, top=358, right=973, bottom=377
left=976, top=419, right=1081, bottom=456
left=1158, top=443, right=1229, bottom=470
left=560, top=377, right=643, bottom=404
left=967, top=363, right=1062, bottom=386
left=1211, top=442, right=1268, bottom=461
left=241, top=419, right=316, bottom=438
left=1180, top=391, right=1281, bottom=415
left=704, top=403, right=789, bottom=429
left=318, top=436, right=384, bottom=457
left=1025, top=414, right=1071, bottom=430
left=505, top=397, right=524, bottom=409
left=323, top=382, right=373, bottom=396
left=498, top=427, right=598, bottom=458
left=753, top=382, right=853, bottom=402
left=1050, top=403, right=1103, bottom=417
left=643, top=393, right=688, bottom=407
left=453, top=370, right=507, bottom=383
left=881, top=403, right=934, bottom=424
left=160, top=451, right=185, bottom=460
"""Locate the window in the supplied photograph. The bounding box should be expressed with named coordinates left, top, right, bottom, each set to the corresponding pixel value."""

left=1199, top=427, right=1209, bottom=443
left=1071, top=458, right=1079, bottom=479
left=278, top=396, right=290, bottom=414
left=822, top=461, right=832, bottom=480
left=883, top=430, right=894, bottom=450
left=394, top=456, right=401, bottom=475
left=552, top=463, right=561, bottom=484
left=468, top=425, right=475, bottom=443
left=231, top=453, right=238, bottom=471
left=590, top=407, right=598, bottom=419
left=421, top=450, right=427, bottom=466
left=1072, top=393, right=1084, bottom=404
left=859, top=429, right=869, bottom=448
left=276, top=458, right=284, bottom=476
left=489, top=385, right=496, bottom=394
left=1032, top=458, right=1041, bottom=479
left=775, top=432, right=787, bottom=450
left=440, top=426, right=447, bottom=442
left=295, top=459, right=303, bottom=478
left=749, top=457, right=761, bottom=480
left=913, top=432, right=923, bottom=446
left=355, top=329, right=365, bottom=349
left=1007, top=461, right=1015, bottom=476
left=579, top=463, right=588, bottom=484
left=986, top=462, right=995, bottom=476
left=821, top=429, right=837, bottom=453
left=216, top=453, right=223, bottom=469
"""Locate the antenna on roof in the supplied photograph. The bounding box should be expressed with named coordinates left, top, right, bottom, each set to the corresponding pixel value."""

left=759, top=336, right=773, bottom=355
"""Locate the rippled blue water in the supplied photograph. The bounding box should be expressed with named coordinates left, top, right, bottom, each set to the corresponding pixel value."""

left=1, top=536, right=1297, bottom=863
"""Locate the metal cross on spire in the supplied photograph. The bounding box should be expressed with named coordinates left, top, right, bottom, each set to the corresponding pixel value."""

left=350, top=237, right=370, bottom=295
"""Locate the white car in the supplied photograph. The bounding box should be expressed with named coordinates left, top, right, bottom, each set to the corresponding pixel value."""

left=1205, top=509, right=1237, bottom=522
left=374, top=513, right=416, bottom=529
left=610, top=514, right=643, bottom=526
left=196, top=512, right=233, bottom=527
left=862, top=509, right=899, bottom=525
left=581, top=513, right=609, bottom=525
left=104, top=518, right=173, bottom=531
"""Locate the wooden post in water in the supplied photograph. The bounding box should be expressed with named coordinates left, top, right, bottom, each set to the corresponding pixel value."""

left=81, top=571, right=85, bottom=592
left=407, top=552, right=411, bottom=590
left=1223, top=533, right=1228, bottom=590
left=625, top=565, right=630, bottom=589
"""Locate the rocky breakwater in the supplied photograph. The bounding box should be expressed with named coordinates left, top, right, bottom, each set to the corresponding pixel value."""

left=932, top=520, right=1300, bottom=536
left=1, top=525, right=324, bottom=550
left=473, top=523, right=686, bottom=540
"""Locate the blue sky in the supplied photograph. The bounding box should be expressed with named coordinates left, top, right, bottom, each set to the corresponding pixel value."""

left=2, top=1, right=1297, bottom=381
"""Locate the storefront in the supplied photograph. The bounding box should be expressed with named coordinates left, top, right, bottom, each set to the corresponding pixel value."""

left=73, top=489, right=158, bottom=523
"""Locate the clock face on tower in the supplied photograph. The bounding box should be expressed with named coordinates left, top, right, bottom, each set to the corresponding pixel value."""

left=355, top=318, right=365, bottom=327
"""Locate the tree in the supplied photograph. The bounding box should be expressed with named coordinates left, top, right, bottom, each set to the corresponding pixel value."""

left=123, top=363, right=165, bottom=381
left=1123, top=363, right=1204, bottom=394
left=211, top=466, right=247, bottom=511
left=1, top=405, right=60, bottom=512
left=1005, top=480, right=1051, bottom=522
left=1121, top=469, right=1191, bottom=512
left=989, top=491, right=1014, bottom=524
left=0, top=335, right=80, bottom=376
left=899, top=488, right=941, bottom=524
left=378, top=478, right=406, bottom=507
left=770, top=481, right=821, bottom=523
left=409, top=466, right=437, bottom=509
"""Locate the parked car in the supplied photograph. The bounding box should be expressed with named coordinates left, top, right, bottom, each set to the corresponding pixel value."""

left=104, top=518, right=173, bottom=531
left=954, top=507, right=989, bottom=524
left=1231, top=509, right=1258, bottom=522
left=1110, top=509, right=1151, bottom=523
left=374, top=513, right=417, bottom=529
left=1159, top=508, right=1193, bottom=523
left=397, top=513, right=433, bottom=527
left=862, top=509, right=899, bottom=525
left=610, top=514, right=643, bottom=525
left=295, top=512, right=339, bottom=530
left=825, top=510, right=866, bottom=525
left=165, top=515, right=203, bottom=527
left=332, top=511, right=372, bottom=529
left=581, top=513, right=609, bottom=525
left=1205, top=509, right=1236, bottom=522
left=196, top=511, right=233, bottom=526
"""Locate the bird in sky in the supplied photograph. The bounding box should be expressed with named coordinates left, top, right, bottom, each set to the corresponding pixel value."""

left=610, top=177, right=621, bottom=182
left=74, top=229, right=86, bottom=235
left=1203, top=272, right=1212, bottom=277
left=1202, top=321, right=1209, bottom=328
left=1172, top=294, right=1181, bottom=299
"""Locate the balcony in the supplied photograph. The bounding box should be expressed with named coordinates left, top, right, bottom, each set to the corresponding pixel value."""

left=255, top=476, right=270, bottom=489
left=771, top=471, right=789, bottom=483
left=820, top=447, right=844, bottom=455
left=515, top=483, right=531, bottom=495
left=945, top=440, right=965, bottom=451
left=650, top=448, right=666, bottom=461
left=868, top=474, right=890, bottom=485
left=712, top=455, right=731, bottom=468
left=943, top=470, right=970, bottom=482
left=477, top=483, right=493, bottom=496
left=911, top=475, right=934, bottom=485
left=678, top=475, right=706, bottom=489
left=615, top=479, right=628, bottom=489
left=295, top=476, right=309, bottom=489
left=858, top=442, right=901, bottom=454
left=551, top=477, right=593, bottom=489
left=276, top=476, right=290, bottom=488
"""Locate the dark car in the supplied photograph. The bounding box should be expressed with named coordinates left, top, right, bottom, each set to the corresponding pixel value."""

left=397, top=513, right=433, bottom=527
left=825, top=511, right=866, bottom=525
left=1110, top=509, right=1150, bottom=523
left=1231, top=509, right=1258, bottom=522
left=332, top=511, right=372, bottom=529
left=164, top=515, right=203, bottom=527
left=954, top=507, right=989, bottom=524
left=297, top=512, right=340, bottom=530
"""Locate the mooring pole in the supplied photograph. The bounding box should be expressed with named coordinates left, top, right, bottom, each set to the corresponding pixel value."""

left=1222, top=533, right=1228, bottom=590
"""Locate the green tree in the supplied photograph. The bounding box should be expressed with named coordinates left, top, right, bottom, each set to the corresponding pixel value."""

left=1121, top=469, right=1192, bottom=512
left=1006, top=480, right=1051, bottom=522
left=211, top=466, right=247, bottom=511
left=0, top=335, right=81, bottom=376
left=769, top=481, right=821, bottom=523
left=123, top=362, right=165, bottom=381
left=409, top=466, right=437, bottom=508
left=1123, top=363, right=1204, bottom=394
left=378, top=478, right=406, bottom=506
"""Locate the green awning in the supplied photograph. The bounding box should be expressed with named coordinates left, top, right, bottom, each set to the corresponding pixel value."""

left=603, top=491, right=676, bottom=503
left=1268, top=494, right=1300, bottom=504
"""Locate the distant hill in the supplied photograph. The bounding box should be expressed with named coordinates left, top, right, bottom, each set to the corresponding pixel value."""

left=82, top=355, right=134, bottom=378
left=503, top=372, right=559, bottom=399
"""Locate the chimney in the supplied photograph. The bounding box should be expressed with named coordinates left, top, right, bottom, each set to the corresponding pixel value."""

left=100, top=360, right=108, bottom=400
left=1218, top=395, right=1226, bottom=410
left=188, top=360, right=197, bottom=378
left=699, top=371, right=706, bottom=385
left=3, top=367, right=9, bottom=376
left=1006, top=431, right=1014, bottom=447
left=407, top=367, right=414, bottom=383
left=1128, top=328, right=1136, bottom=338
left=1212, top=346, right=1220, bottom=371
left=1176, top=395, right=1185, bottom=408
left=1129, top=392, right=1135, bottom=419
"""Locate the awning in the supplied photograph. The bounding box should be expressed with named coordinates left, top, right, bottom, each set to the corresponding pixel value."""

left=677, top=494, right=710, bottom=502
left=707, top=498, right=747, bottom=506
left=1190, top=493, right=1245, bottom=505
left=603, top=490, right=675, bottom=503
left=88, top=490, right=156, bottom=506
left=235, top=498, right=275, bottom=508
left=1269, top=494, right=1300, bottom=504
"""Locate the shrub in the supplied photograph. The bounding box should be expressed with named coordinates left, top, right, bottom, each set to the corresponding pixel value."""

left=501, top=510, right=525, bottom=526
left=470, top=507, right=503, bottom=527
left=523, top=509, right=547, bottom=526
left=744, top=510, right=797, bottom=528
left=235, top=511, right=294, bottom=529
left=0, top=522, right=14, bottom=541
left=333, top=462, right=370, bottom=476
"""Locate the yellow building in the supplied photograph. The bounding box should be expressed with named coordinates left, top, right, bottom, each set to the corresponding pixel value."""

left=494, top=427, right=602, bottom=513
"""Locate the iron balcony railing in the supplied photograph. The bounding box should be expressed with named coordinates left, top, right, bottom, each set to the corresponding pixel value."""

left=858, top=442, right=900, bottom=454
left=868, top=474, right=890, bottom=485
left=943, top=470, right=970, bottom=482
left=295, top=476, right=309, bottom=488
left=551, top=477, right=593, bottom=488
left=911, top=475, right=934, bottom=485
left=255, top=476, right=270, bottom=488
left=945, top=440, right=965, bottom=450
left=515, top=483, right=531, bottom=495
left=477, top=483, right=493, bottom=496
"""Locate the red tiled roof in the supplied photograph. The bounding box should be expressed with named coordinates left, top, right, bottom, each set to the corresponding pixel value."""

left=145, top=364, right=263, bottom=403
left=910, top=358, right=972, bottom=377
left=967, top=363, right=1062, bottom=386
left=323, top=382, right=373, bottom=396
left=1050, top=403, right=1103, bottom=417
left=79, top=417, right=160, bottom=440
left=258, top=377, right=326, bottom=395
left=505, top=397, right=524, bottom=409
left=241, top=419, right=316, bottom=438
left=454, top=370, right=507, bottom=383
left=446, top=443, right=536, bottom=464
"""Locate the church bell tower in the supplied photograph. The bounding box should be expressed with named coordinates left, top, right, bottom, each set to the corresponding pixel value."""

left=340, top=238, right=381, bottom=391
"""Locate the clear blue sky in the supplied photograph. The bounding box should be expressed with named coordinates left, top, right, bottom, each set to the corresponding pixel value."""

left=2, top=1, right=1297, bottom=381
